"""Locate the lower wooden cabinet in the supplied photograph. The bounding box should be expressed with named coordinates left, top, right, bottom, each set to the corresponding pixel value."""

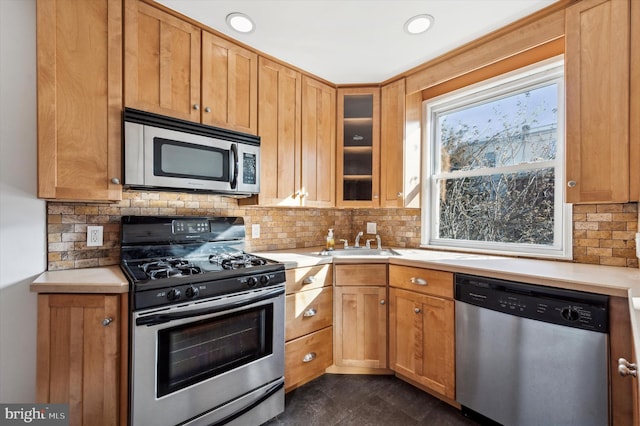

left=388, top=266, right=455, bottom=400
left=284, top=264, right=333, bottom=392
left=36, top=293, right=128, bottom=426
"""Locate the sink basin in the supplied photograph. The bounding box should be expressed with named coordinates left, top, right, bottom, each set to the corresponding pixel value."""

left=317, top=248, right=400, bottom=257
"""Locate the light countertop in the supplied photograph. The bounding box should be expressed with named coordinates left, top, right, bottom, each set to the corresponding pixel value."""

left=30, top=265, right=128, bottom=294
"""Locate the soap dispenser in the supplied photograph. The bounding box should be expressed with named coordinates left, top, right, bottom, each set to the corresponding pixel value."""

left=326, top=229, right=335, bottom=251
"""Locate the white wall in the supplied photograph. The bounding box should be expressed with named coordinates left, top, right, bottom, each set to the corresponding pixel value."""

left=0, top=0, right=46, bottom=403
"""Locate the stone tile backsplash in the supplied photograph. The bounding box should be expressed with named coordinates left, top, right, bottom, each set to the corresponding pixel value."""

left=45, top=190, right=638, bottom=270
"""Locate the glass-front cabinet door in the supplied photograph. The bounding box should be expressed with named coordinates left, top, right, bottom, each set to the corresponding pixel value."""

left=337, top=87, right=380, bottom=207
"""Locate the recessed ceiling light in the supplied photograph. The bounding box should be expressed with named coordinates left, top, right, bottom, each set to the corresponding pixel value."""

left=226, top=12, right=255, bottom=33
left=404, top=14, right=434, bottom=35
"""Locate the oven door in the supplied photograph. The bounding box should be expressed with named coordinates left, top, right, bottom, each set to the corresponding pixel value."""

left=131, top=286, right=285, bottom=426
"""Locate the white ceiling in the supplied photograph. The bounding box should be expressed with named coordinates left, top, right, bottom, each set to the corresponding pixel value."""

left=155, top=0, right=559, bottom=85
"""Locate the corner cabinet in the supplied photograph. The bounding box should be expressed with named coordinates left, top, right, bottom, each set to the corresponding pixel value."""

left=37, top=0, right=122, bottom=202
left=284, top=264, right=333, bottom=392
left=337, top=88, right=380, bottom=207
left=331, top=264, right=389, bottom=373
left=565, top=0, right=631, bottom=203
left=36, top=293, right=128, bottom=426
left=388, top=265, right=455, bottom=400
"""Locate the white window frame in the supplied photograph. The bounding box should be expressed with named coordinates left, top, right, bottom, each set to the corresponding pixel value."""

left=421, top=58, right=572, bottom=259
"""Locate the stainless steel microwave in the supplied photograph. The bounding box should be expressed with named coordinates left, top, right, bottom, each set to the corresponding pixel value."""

left=123, top=108, right=260, bottom=196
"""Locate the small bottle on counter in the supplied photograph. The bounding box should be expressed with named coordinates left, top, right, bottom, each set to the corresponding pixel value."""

left=326, top=229, right=335, bottom=251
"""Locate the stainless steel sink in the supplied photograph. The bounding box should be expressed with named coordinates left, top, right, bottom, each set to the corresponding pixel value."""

left=317, top=248, right=400, bottom=257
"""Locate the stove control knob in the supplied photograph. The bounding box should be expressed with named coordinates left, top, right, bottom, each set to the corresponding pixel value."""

left=167, top=288, right=181, bottom=301
left=247, top=277, right=258, bottom=288
left=561, top=307, right=580, bottom=321
left=259, top=275, right=270, bottom=286
left=185, top=286, right=199, bottom=299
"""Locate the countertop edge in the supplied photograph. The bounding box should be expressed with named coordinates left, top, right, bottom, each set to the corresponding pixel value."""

left=30, top=265, right=129, bottom=294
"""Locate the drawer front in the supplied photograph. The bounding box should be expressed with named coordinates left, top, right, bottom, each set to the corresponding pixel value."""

left=285, top=326, right=333, bottom=391
left=389, top=265, right=453, bottom=299
left=334, top=264, right=387, bottom=286
left=285, top=287, right=333, bottom=341
left=285, top=264, right=333, bottom=294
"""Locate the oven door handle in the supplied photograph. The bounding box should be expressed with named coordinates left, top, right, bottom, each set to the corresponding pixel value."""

left=136, top=287, right=284, bottom=326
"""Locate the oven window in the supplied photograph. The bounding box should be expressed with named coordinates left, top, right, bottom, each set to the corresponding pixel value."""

left=156, top=305, right=273, bottom=397
left=154, top=138, right=229, bottom=181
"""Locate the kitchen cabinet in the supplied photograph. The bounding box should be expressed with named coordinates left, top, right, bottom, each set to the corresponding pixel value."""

left=125, top=1, right=258, bottom=134
left=284, top=264, right=333, bottom=392
left=37, top=0, right=122, bottom=202
left=380, top=79, right=405, bottom=208
left=332, top=264, right=389, bottom=372
left=388, top=266, right=455, bottom=400
left=36, top=293, right=128, bottom=426
left=610, top=296, right=638, bottom=426
left=565, top=0, right=631, bottom=203
left=337, top=87, right=381, bottom=207
left=256, top=62, right=336, bottom=207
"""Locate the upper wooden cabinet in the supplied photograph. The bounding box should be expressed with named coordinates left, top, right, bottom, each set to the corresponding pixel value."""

left=124, top=1, right=258, bottom=134
left=380, top=79, right=406, bottom=208
left=37, top=0, right=122, bottom=202
left=124, top=0, right=201, bottom=122
left=201, top=32, right=258, bottom=134
left=565, top=0, right=631, bottom=203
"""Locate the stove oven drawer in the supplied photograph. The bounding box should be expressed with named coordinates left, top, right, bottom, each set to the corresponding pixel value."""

left=285, top=287, right=333, bottom=341
left=285, top=326, right=333, bottom=392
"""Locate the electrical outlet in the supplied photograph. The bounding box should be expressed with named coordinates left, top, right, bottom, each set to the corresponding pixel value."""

left=87, top=226, right=103, bottom=247
left=366, top=222, right=377, bottom=234
left=252, top=224, right=261, bottom=239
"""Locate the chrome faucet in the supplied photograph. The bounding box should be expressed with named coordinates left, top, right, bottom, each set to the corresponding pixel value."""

left=376, top=234, right=381, bottom=249
left=366, top=235, right=382, bottom=249
left=339, top=239, right=349, bottom=249
left=354, top=231, right=363, bottom=248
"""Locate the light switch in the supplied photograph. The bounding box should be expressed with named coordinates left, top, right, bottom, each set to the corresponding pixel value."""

left=366, top=222, right=376, bottom=234
left=252, top=224, right=261, bottom=239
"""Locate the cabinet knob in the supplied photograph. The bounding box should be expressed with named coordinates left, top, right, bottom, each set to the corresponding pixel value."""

left=567, top=180, right=577, bottom=188
left=110, top=178, right=120, bottom=185
left=303, top=308, right=317, bottom=317
left=302, top=352, right=316, bottom=363
left=380, top=299, right=385, bottom=305
left=193, top=104, right=200, bottom=110
left=618, top=358, right=637, bottom=377
left=204, top=106, right=211, bottom=113
left=102, top=317, right=113, bottom=326
left=397, top=192, right=403, bottom=198
left=414, top=308, right=421, bottom=314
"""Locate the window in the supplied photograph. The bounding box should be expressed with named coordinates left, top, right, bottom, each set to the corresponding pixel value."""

left=422, top=59, right=571, bottom=259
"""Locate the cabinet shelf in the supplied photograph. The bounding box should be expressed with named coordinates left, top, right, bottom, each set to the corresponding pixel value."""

left=344, top=146, right=373, bottom=153
left=344, top=175, right=373, bottom=181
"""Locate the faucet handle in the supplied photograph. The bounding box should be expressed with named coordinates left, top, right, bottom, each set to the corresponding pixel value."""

left=366, top=239, right=375, bottom=249
left=339, top=239, right=348, bottom=249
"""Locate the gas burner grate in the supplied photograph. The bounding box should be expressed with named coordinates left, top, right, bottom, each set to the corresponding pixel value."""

left=208, top=253, right=269, bottom=270
left=140, top=258, right=203, bottom=280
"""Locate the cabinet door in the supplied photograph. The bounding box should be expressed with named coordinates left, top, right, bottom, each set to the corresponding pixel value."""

left=334, top=286, right=387, bottom=369
left=380, top=79, right=405, bottom=207
left=36, top=294, right=124, bottom=426
left=337, top=87, right=380, bottom=207
left=201, top=32, right=258, bottom=135
left=389, top=288, right=455, bottom=399
left=257, top=57, right=302, bottom=205
left=37, top=0, right=122, bottom=201
left=124, top=0, right=201, bottom=122
left=565, top=0, right=630, bottom=203
left=301, top=76, right=336, bottom=207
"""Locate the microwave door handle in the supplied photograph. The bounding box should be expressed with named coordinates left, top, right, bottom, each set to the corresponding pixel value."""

left=230, top=143, right=238, bottom=189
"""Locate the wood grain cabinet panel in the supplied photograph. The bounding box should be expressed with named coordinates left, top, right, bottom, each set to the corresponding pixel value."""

left=285, top=286, right=333, bottom=341
left=380, top=79, right=406, bottom=207
left=389, top=265, right=453, bottom=299
left=565, top=0, right=631, bottom=203
left=36, top=294, right=128, bottom=426
left=285, top=327, right=333, bottom=393
left=37, top=0, right=122, bottom=201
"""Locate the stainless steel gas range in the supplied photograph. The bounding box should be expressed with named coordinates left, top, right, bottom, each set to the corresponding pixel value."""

left=120, top=216, right=285, bottom=426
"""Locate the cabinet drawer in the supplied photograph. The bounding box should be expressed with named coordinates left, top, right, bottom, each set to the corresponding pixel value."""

left=335, top=264, right=387, bottom=286
left=285, top=264, right=333, bottom=294
left=389, top=265, right=453, bottom=299
left=285, top=287, right=333, bottom=341
left=285, top=326, right=333, bottom=392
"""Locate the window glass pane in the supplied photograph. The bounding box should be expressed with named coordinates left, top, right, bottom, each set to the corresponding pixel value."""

left=438, top=84, right=558, bottom=173
left=437, top=167, right=555, bottom=245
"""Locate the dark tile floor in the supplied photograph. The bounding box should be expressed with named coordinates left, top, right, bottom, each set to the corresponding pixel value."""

left=264, top=374, right=480, bottom=426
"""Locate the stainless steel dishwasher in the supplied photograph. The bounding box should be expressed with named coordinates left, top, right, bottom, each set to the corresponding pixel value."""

left=455, top=273, right=609, bottom=426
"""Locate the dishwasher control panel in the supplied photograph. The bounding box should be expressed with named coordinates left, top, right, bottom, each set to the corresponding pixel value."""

left=455, top=273, right=608, bottom=332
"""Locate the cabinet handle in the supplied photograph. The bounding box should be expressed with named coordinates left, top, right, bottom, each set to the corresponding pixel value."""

left=302, top=276, right=316, bottom=284
left=567, top=180, right=577, bottom=188
left=397, top=192, right=403, bottom=197
left=380, top=299, right=385, bottom=305
left=410, top=277, right=427, bottom=286
left=618, top=358, right=637, bottom=377
left=414, top=308, right=421, bottom=314
left=303, top=308, right=317, bottom=317
left=204, top=106, right=211, bottom=113
left=193, top=104, right=200, bottom=110
left=102, top=317, right=113, bottom=326
left=302, top=352, right=316, bottom=363
left=110, top=177, right=120, bottom=185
